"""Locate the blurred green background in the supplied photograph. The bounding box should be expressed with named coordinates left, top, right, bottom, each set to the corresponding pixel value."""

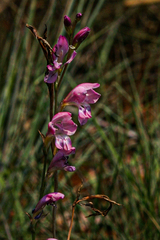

left=1, top=0, right=160, bottom=239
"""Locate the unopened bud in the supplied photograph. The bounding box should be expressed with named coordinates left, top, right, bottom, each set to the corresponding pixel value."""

left=72, top=27, right=90, bottom=49
left=76, top=13, right=83, bottom=22
left=64, top=15, right=72, bottom=35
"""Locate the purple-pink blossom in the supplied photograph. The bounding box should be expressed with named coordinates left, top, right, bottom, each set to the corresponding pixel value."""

left=44, top=35, right=77, bottom=83
left=46, top=112, right=77, bottom=152
left=32, top=192, right=64, bottom=219
left=63, top=83, right=101, bottom=125
left=47, top=150, right=76, bottom=178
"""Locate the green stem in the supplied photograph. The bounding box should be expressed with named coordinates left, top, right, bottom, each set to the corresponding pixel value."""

left=31, top=222, right=36, bottom=240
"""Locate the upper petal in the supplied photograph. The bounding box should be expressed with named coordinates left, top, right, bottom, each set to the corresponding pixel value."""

left=51, top=112, right=72, bottom=124
left=85, top=89, right=101, bottom=104
left=56, top=35, right=69, bottom=62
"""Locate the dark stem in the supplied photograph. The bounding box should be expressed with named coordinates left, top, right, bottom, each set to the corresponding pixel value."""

left=52, top=82, right=59, bottom=238
left=47, top=83, right=54, bottom=121
left=39, top=149, right=47, bottom=199
left=31, top=222, right=36, bottom=240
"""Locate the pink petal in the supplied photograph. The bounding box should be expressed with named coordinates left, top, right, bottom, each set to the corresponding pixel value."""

left=85, top=89, right=101, bottom=104
left=64, top=50, right=77, bottom=65
left=55, top=135, right=72, bottom=151
left=56, top=35, right=69, bottom=62
left=51, top=112, right=72, bottom=124
left=78, top=104, right=91, bottom=125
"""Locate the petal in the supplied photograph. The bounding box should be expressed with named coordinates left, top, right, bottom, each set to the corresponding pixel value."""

left=47, top=122, right=56, bottom=136
left=64, top=50, right=77, bottom=65
left=56, top=119, right=77, bottom=135
left=64, top=166, right=76, bottom=172
left=56, top=36, right=69, bottom=62
left=85, top=89, right=101, bottom=104
left=63, top=86, right=87, bottom=104
left=44, top=70, right=58, bottom=84
left=51, top=112, right=72, bottom=124
left=54, top=60, right=62, bottom=69
left=55, top=135, right=73, bottom=152
left=78, top=104, right=91, bottom=125
left=63, top=83, right=100, bottom=104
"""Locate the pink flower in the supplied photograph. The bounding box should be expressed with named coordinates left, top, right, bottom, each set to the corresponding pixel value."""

left=46, top=112, right=77, bottom=152
left=32, top=192, right=64, bottom=219
left=63, top=83, right=101, bottom=125
left=72, top=27, right=90, bottom=49
left=47, top=150, right=76, bottom=178
left=46, top=239, right=58, bottom=240
left=44, top=36, right=77, bottom=83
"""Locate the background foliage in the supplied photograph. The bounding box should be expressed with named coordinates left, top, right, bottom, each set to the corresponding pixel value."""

left=0, top=0, right=160, bottom=239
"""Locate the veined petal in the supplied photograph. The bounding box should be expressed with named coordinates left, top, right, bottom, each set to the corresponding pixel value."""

left=55, top=135, right=72, bottom=152
left=78, top=103, right=91, bottom=125
left=56, top=119, right=77, bottom=135
left=56, top=35, right=69, bottom=62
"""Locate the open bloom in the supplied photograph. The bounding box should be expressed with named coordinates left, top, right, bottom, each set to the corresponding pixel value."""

left=47, top=150, right=76, bottom=178
left=32, top=192, right=64, bottom=219
left=44, top=35, right=77, bottom=83
left=46, top=112, right=77, bottom=152
left=63, top=83, right=101, bottom=125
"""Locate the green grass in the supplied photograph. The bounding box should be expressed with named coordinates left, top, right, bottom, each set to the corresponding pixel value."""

left=1, top=0, right=160, bottom=239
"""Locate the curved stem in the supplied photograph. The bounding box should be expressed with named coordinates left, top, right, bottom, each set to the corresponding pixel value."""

left=67, top=206, right=75, bottom=240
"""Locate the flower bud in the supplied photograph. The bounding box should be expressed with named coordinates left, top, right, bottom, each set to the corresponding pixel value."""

left=72, top=27, right=90, bottom=49
left=76, top=13, right=83, bottom=22
left=64, top=15, right=72, bottom=35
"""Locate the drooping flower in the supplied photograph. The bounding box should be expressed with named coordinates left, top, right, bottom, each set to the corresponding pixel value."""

left=44, top=35, right=77, bottom=83
left=72, top=27, right=90, bottom=49
left=47, top=150, right=76, bottom=178
left=63, top=83, right=101, bottom=125
left=46, top=112, right=77, bottom=152
left=32, top=192, right=64, bottom=219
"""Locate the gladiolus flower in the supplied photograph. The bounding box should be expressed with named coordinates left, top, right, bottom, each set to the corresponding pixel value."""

left=63, top=83, right=101, bottom=125
left=46, top=112, right=77, bottom=152
left=32, top=192, right=64, bottom=219
left=47, top=150, right=76, bottom=178
left=72, top=27, right=90, bottom=49
left=44, top=35, right=77, bottom=83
